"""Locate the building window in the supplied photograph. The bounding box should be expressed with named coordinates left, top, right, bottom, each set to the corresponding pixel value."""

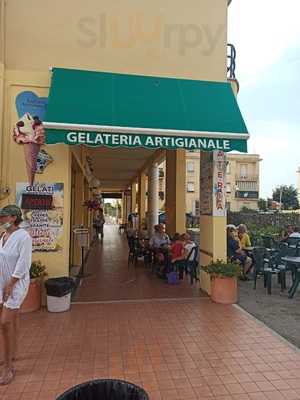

left=187, top=182, right=195, bottom=192
left=187, top=161, right=194, bottom=172
left=195, top=200, right=200, bottom=216
left=240, top=164, right=248, bottom=178
left=226, top=162, right=230, bottom=174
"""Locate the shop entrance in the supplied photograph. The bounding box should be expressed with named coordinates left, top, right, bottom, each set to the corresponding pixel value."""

left=73, top=225, right=204, bottom=302
left=69, top=145, right=205, bottom=302
left=44, top=67, right=247, bottom=299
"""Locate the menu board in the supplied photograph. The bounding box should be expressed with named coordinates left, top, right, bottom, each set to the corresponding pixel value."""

left=200, top=152, right=213, bottom=215
left=16, top=183, right=64, bottom=252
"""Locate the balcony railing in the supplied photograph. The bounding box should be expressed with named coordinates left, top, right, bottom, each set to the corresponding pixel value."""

left=236, top=176, right=259, bottom=182
left=235, top=180, right=259, bottom=192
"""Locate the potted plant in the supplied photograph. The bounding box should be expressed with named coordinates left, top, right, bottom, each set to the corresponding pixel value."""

left=21, top=260, right=47, bottom=313
left=201, top=260, right=241, bottom=304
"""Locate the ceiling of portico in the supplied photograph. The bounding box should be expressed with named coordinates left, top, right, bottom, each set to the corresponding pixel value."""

left=88, top=146, right=156, bottom=191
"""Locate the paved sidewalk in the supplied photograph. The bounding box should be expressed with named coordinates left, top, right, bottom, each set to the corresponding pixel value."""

left=239, top=278, right=300, bottom=349
left=2, top=299, right=300, bottom=399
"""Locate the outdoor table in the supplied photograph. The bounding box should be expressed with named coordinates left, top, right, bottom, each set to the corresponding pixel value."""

left=281, top=256, right=300, bottom=298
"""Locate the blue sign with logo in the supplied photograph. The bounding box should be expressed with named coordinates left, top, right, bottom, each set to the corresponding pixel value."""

left=16, top=91, right=48, bottom=120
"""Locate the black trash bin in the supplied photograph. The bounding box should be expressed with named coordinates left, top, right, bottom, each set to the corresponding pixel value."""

left=45, top=277, right=75, bottom=312
left=56, top=379, right=149, bottom=400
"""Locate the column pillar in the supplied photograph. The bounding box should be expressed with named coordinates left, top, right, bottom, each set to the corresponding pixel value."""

left=121, top=192, right=127, bottom=224
left=126, top=192, right=131, bottom=224
left=199, top=150, right=227, bottom=294
left=138, top=173, right=147, bottom=230
left=148, top=163, right=159, bottom=236
left=131, top=181, right=137, bottom=213
left=165, top=149, right=186, bottom=235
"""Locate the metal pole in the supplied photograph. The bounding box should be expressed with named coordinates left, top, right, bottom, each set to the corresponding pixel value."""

left=81, top=246, right=84, bottom=276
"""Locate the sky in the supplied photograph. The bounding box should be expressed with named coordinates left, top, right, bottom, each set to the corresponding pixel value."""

left=228, top=0, right=300, bottom=199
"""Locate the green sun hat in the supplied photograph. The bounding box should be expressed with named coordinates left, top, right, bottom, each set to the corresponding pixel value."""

left=0, top=204, right=22, bottom=218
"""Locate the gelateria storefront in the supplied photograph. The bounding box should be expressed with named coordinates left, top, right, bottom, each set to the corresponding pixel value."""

left=8, top=67, right=249, bottom=294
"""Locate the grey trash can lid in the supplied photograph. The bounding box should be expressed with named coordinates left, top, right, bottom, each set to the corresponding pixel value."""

left=56, top=379, right=149, bottom=400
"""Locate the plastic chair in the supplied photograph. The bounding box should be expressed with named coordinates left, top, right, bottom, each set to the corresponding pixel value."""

left=252, top=246, right=282, bottom=294
left=287, top=238, right=300, bottom=256
left=185, top=246, right=200, bottom=285
left=268, top=242, right=288, bottom=290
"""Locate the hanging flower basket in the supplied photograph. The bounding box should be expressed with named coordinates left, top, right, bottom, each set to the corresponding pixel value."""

left=83, top=199, right=102, bottom=211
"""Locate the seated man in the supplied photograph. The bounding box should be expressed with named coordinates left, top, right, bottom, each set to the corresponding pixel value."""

left=228, top=227, right=252, bottom=279
left=150, top=224, right=171, bottom=278
left=149, top=224, right=170, bottom=249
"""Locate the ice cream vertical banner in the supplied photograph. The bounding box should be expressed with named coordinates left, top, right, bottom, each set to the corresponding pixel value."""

left=14, top=91, right=48, bottom=186
left=213, top=150, right=227, bottom=217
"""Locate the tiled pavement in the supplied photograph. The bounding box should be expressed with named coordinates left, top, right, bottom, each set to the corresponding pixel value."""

left=2, top=300, right=300, bottom=400
left=2, top=225, right=300, bottom=399
left=74, top=225, right=204, bottom=302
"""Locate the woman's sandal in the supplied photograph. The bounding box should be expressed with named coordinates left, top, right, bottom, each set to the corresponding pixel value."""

left=0, top=369, right=15, bottom=385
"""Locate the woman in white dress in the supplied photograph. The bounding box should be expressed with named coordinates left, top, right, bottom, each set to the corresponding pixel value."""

left=0, top=205, right=32, bottom=385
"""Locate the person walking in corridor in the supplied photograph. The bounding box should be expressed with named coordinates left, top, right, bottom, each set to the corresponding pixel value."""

left=93, top=208, right=105, bottom=240
left=0, top=205, right=32, bottom=385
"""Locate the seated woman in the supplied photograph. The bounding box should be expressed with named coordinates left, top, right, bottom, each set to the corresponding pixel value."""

left=228, top=227, right=252, bottom=279
left=170, top=234, right=186, bottom=279
left=237, top=224, right=251, bottom=249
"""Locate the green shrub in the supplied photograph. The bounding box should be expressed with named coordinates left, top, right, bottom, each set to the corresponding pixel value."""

left=247, top=223, right=281, bottom=245
left=30, top=260, right=47, bottom=279
left=201, top=259, right=241, bottom=278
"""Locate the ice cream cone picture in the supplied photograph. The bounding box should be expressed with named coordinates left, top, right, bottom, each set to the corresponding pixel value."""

left=23, top=142, right=40, bottom=186
left=13, top=113, right=45, bottom=186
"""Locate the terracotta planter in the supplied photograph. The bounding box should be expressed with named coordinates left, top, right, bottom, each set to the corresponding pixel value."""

left=211, top=276, right=238, bottom=305
left=20, top=278, right=41, bottom=313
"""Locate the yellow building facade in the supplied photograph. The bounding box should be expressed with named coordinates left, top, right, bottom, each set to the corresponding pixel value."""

left=0, top=0, right=247, bottom=295
left=158, top=152, right=260, bottom=215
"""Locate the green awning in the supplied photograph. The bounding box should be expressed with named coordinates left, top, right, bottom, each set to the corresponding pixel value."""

left=44, top=68, right=249, bottom=152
